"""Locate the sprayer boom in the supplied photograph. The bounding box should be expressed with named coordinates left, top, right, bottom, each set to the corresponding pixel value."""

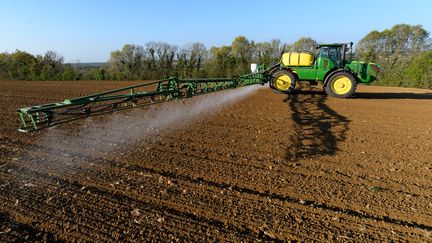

left=17, top=72, right=268, bottom=132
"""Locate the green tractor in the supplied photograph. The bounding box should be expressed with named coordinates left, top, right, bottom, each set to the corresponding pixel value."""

left=266, top=42, right=380, bottom=98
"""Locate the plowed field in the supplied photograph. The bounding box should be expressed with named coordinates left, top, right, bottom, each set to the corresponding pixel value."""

left=1, top=80, right=432, bottom=241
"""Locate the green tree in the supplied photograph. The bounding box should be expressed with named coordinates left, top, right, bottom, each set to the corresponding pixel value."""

left=61, top=65, right=79, bottom=80
left=356, top=30, right=382, bottom=61
left=10, top=50, right=37, bottom=80
left=0, top=52, right=11, bottom=80
left=93, top=67, right=106, bottom=80
left=402, top=50, right=432, bottom=89
left=290, top=37, right=318, bottom=53
left=231, top=36, right=255, bottom=75
left=356, top=24, right=431, bottom=87
left=43, top=51, right=64, bottom=79
left=207, top=46, right=236, bottom=77
left=254, top=39, right=286, bottom=65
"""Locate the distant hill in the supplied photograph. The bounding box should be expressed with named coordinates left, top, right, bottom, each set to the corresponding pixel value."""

left=67, top=62, right=110, bottom=68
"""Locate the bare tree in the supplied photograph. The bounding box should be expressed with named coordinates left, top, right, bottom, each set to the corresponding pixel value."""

left=109, top=44, right=145, bottom=80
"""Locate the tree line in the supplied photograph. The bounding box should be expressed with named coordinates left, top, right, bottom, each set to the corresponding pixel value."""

left=0, top=36, right=317, bottom=81
left=1, top=24, right=430, bottom=89
left=356, top=24, right=432, bottom=89
left=106, top=36, right=317, bottom=80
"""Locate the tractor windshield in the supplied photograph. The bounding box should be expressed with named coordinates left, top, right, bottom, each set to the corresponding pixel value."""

left=318, top=46, right=343, bottom=67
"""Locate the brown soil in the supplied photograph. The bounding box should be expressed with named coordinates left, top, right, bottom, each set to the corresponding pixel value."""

left=1, top=80, right=432, bottom=241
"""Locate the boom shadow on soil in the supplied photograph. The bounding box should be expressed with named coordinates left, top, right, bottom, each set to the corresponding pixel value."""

left=355, top=92, right=432, bottom=99
left=283, top=91, right=350, bottom=161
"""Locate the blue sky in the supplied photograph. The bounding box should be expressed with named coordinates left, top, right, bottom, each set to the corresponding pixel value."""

left=1, top=0, right=431, bottom=62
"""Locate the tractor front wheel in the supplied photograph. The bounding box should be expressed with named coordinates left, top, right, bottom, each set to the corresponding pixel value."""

left=325, top=72, right=357, bottom=98
left=270, top=70, right=297, bottom=93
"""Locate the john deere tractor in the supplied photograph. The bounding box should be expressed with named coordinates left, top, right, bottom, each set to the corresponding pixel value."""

left=267, top=42, right=380, bottom=98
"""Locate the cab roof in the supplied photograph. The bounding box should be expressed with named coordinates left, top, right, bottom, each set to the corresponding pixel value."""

left=317, top=42, right=353, bottom=48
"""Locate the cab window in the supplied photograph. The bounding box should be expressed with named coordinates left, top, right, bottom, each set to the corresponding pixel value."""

left=319, top=46, right=342, bottom=66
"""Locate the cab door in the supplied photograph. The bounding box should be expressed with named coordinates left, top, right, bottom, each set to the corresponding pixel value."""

left=316, top=47, right=335, bottom=81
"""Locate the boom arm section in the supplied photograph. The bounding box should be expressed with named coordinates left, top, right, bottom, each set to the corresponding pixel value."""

left=17, top=72, right=268, bottom=132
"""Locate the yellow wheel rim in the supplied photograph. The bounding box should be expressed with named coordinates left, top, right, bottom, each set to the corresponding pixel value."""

left=274, top=74, right=292, bottom=91
left=331, top=76, right=352, bottom=95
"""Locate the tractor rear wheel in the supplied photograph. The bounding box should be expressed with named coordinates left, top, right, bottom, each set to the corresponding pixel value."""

left=270, top=70, right=297, bottom=93
left=325, top=71, right=357, bottom=98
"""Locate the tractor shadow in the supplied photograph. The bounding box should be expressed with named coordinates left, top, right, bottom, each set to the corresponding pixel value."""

left=355, top=92, right=432, bottom=99
left=283, top=91, right=350, bottom=161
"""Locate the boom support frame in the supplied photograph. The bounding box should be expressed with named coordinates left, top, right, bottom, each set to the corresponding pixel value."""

left=17, top=72, right=268, bottom=132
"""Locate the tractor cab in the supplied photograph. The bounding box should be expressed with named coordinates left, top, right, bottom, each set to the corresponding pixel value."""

left=315, top=43, right=353, bottom=68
